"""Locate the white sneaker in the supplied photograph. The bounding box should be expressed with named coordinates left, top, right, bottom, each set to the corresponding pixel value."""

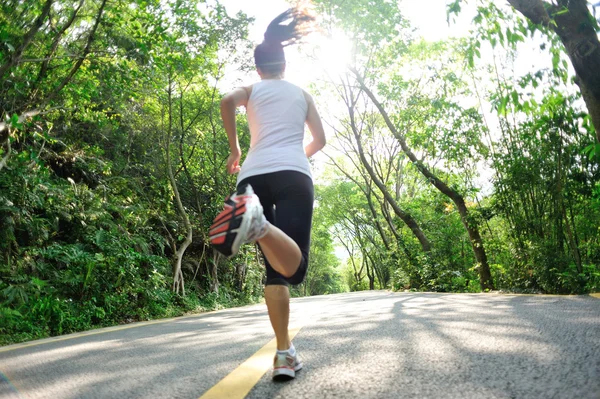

left=209, top=184, right=268, bottom=257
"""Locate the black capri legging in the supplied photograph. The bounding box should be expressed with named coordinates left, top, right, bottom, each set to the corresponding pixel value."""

left=238, top=170, right=314, bottom=286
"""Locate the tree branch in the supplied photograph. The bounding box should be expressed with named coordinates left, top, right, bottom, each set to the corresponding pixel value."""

left=0, top=0, right=53, bottom=79
left=44, top=0, right=108, bottom=104
left=0, top=134, right=11, bottom=172
left=30, top=0, right=85, bottom=100
left=506, top=0, right=552, bottom=26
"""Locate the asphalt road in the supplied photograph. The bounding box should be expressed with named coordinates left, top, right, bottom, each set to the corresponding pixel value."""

left=1, top=291, right=599, bottom=399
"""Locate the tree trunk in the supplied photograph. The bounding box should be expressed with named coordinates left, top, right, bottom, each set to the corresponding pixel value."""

left=0, top=131, right=11, bottom=172
left=454, top=198, right=494, bottom=290
left=380, top=199, right=416, bottom=265
left=324, top=151, right=394, bottom=251
left=361, top=256, right=373, bottom=290
left=346, top=105, right=433, bottom=253
left=235, top=262, right=246, bottom=292
left=365, top=256, right=375, bottom=290
left=367, top=252, right=385, bottom=288
left=507, top=0, right=600, bottom=142
left=338, top=236, right=364, bottom=289
left=210, top=249, right=220, bottom=294
left=166, top=77, right=192, bottom=295
left=365, top=183, right=391, bottom=250
left=353, top=70, right=495, bottom=291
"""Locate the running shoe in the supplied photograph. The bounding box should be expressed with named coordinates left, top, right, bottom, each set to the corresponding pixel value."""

left=272, top=350, right=303, bottom=381
left=209, top=184, right=268, bottom=257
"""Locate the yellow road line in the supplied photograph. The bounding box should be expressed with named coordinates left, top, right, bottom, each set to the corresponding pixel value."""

left=199, top=327, right=302, bottom=399
left=590, top=293, right=600, bottom=299
left=0, top=370, right=22, bottom=398
left=0, top=309, right=224, bottom=354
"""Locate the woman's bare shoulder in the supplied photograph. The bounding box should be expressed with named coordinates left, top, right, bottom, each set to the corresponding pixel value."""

left=301, top=88, right=314, bottom=105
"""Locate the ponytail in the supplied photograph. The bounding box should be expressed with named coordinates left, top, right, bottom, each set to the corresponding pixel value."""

left=264, top=8, right=315, bottom=47
left=254, top=7, right=316, bottom=74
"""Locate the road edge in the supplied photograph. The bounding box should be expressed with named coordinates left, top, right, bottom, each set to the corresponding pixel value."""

left=0, top=304, right=263, bottom=354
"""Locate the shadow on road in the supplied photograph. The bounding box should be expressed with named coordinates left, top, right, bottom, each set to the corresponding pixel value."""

left=252, top=292, right=600, bottom=399
left=2, top=292, right=599, bottom=399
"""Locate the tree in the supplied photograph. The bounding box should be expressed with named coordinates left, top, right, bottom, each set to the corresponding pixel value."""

left=448, top=0, right=600, bottom=143
left=351, top=69, right=494, bottom=290
left=507, top=0, right=600, bottom=143
left=0, top=0, right=264, bottom=345
left=447, top=0, right=600, bottom=292
left=332, top=78, right=434, bottom=254
left=298, top=192, right=346, bottom=296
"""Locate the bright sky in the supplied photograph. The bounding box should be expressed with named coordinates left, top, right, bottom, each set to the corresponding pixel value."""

left=220, top=0, right=478, bottom=87
left=219, top=0, right=554, bottom=100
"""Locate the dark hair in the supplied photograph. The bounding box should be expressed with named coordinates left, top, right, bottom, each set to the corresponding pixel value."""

left=254, top=7, right=316, bottom=75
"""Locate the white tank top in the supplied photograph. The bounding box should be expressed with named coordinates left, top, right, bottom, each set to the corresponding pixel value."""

left=237, top=79, right=312, bottom=184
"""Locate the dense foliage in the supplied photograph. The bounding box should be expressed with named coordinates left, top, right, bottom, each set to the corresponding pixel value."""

left=0, top=0, right=342, bottom=345
left=310, top=0, right=599, bottom=295
left=1, top=0, right=599, bottom=345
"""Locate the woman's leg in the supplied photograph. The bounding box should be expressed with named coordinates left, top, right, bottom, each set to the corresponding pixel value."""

left=260, top=223, right=300, bottom=350
left=258, top=172, right=314, bottom=351
left=264, top=284, right=291, bottom=350
left=222, top=172, right=312, bottom=353
left=258, top=226, right=300, bottom=350
left=257, top=225, right=301, bottom=278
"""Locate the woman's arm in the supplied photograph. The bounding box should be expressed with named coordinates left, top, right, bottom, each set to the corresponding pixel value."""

left=303, top=91, right=326, bottom=158
left=220, top=87, right=251, bottom=174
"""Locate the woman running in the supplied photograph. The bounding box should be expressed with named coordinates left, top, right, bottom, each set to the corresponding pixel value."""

left=208, top=8, right=326, bottom=381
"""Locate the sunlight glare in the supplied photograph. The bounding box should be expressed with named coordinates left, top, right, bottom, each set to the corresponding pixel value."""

left=284, top=28, right=353, bottom=86
left=313, top=28, right=353, bottom=79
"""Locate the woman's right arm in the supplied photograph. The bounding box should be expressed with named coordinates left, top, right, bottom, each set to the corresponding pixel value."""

left=303, top=91, right=326, bottom=158
left=221, top=86, right=251, bottom=174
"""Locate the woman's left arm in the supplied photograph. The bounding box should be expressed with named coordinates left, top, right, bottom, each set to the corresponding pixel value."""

left=303, top=91, right=326, bottom=158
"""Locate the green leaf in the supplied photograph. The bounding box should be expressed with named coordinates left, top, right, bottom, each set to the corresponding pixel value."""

left=511, top=90, right=519, bottom=104
left=31, top=277, right=47, bottom=289
left=553, top=8, right=570, bottom=17
left=583, top=143, right=600, bottom=160
left=552, top=53, right=560, bottom=70
left=467, top=52, right=475, bottom=68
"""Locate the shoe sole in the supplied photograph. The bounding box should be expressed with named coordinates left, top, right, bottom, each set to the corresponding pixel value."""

left=272, top=362, right=303, bottom=382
